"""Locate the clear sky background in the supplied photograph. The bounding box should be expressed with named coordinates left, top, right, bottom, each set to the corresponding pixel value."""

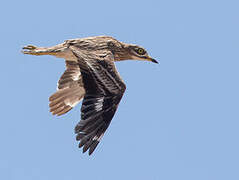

left=0, top=0, right=238, bottom=179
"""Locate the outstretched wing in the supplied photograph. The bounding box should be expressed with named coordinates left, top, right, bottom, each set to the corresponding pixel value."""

left=70, top=46, right=126, bottom=155
left=49, top=61, right=85, bottom=116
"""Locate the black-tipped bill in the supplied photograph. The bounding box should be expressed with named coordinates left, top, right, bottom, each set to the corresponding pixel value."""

left=149, top=58, right=158, bottom=64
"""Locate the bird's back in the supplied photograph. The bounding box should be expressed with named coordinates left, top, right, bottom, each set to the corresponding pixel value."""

left=64, top=36, right=120, bottom=51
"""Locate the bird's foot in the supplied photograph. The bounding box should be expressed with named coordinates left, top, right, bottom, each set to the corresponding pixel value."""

left=22, top=45, right=41, bottom=55
left=23, top=45, right=37, bottom=50
left=22, top=45, right=57, bottom=56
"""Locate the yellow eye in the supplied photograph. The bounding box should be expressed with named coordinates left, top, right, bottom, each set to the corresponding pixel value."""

left=137, top=48, right=145, bottom=55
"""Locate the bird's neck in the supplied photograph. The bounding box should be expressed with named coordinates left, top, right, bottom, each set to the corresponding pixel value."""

left=113, top=46, right=132, bottom=61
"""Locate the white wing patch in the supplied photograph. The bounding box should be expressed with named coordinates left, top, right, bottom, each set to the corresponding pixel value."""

left=72, top=71, right=81, bottom=81
left=94, top=97, right=104, bottom=112
left=93, top=133, right=104, bottom=142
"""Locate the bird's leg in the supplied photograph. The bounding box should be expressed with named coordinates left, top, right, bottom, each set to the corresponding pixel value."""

left=22, top=44, right=63, bottom=56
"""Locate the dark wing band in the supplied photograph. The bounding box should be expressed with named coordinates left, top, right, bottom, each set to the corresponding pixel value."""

left=49, top=61, right=85, bottom=116
left=70, top=46, right=126, bottom=155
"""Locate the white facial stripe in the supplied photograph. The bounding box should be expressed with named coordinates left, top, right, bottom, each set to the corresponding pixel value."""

left=131, top=55, right=148, bottom=61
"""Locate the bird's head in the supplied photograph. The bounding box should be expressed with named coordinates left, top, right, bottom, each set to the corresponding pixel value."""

left=112, top=41, right=158, bottom=63
left=126, top=44, right=158, bottom=63
left=102, top=37, right=158, bottom=63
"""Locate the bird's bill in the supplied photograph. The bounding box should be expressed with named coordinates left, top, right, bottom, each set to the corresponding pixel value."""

left=142, top=55, right=158, bottom=64
left=129, top=55, right=159, bottom=64
left=147, top=57, right=158, bottom=64
left=136, top=56, right=159, bottom=64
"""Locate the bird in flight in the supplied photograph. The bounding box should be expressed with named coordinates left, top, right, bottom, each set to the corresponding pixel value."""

left=22, top=36, right=158, bottom=155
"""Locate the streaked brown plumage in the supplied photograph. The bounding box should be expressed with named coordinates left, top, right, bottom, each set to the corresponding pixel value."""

left=22, top=35, right=158, bottom=155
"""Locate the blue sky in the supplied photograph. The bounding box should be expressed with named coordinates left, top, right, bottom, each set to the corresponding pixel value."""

left=0, top=0, right=239, bottom=179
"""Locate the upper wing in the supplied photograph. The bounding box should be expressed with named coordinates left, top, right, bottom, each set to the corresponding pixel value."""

left=49, top=61, right=85, bottom=116
left=70, top=46, right=126, bottom=155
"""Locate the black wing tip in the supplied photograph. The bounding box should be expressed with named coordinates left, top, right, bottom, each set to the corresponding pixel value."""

left=78, top=140, right=100, bottom=155
left=76, top=131, right=100, bottom=155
